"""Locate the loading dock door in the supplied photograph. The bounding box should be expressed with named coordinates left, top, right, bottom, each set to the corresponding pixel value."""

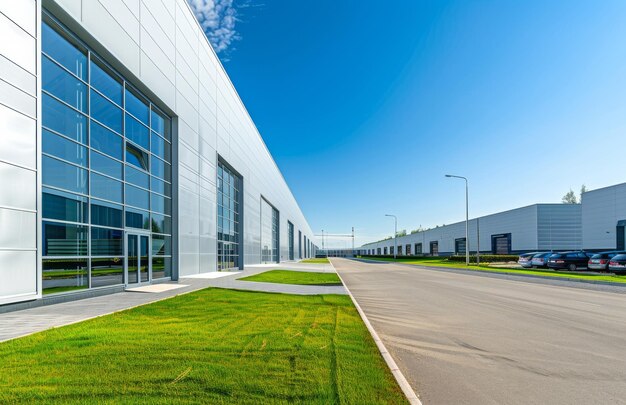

left=491, top=233, right=511, bottom=254
left=430, top=241, right=439, bottom=256
left=617, top=220, right=626, bottom=250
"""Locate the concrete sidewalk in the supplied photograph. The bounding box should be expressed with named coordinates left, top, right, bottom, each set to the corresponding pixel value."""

left=0, top=262, right=345, bottom=343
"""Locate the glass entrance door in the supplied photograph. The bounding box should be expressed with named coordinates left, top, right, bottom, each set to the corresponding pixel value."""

left=126, top=233, right=151, bottom=285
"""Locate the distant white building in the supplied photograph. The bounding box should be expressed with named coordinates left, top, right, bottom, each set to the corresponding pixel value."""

left=361, top=204, right=582, bottom=256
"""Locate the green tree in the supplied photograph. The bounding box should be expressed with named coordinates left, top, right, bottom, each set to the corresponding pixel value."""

left=562, top=189, right=578, bottom=204
left=580, top=184, right=587, bottom=202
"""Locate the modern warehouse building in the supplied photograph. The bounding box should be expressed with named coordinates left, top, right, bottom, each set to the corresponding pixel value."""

left=361, top=204, right=583, bottom=256
left=0, top=0, right=317, bottom=306
left=361, top=183, right=626, bottom=257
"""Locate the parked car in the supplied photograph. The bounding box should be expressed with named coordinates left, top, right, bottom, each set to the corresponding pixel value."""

left=547, top=251, right=594, bottom=271
left=588, top=251, right=626, bottom=271
left=608, top=254, right=626, bottom=274
left=518, top=252, right=538, bottom=268
left=531, top=252, right=553, bottom=268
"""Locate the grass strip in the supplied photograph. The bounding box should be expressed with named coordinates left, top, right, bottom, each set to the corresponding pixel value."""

left=301, top=258, right=330, bottom=264
left=0, top=288, right=405, bottom=404
left=240, top=270, right=342, bottom=286
left=361, top=257, right=626, bottom=284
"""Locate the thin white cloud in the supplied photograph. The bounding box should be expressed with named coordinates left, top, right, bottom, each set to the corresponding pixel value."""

left=187, top=0, right=240, bottom=55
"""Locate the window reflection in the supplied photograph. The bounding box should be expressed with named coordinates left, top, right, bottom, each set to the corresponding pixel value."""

left=43, top=259, right=88, bottom=294
left=90, top=58, right=122, bottom=105
left=42, top=94, right=87, bottom=143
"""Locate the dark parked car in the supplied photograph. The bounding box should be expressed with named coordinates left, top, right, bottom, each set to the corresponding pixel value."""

left=588, top=251, right=626, bottom=271
left=547, top=251, right=594, bottom=271
left=531, top=252, right=553, bottom=268
left=518, top=252, right=538, bottom=268
left=608, top=254, right=626, bottom=274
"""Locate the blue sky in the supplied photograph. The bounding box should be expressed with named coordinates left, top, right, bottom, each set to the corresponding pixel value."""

left=188, top=0, right=626, bottom=248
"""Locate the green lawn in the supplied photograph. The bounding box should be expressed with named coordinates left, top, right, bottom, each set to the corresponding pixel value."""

left=301, top=258, right=330, bottom=264
left=0, top=288, right=405, bottom=404
left=361, top=256, right=626, bottom=284
left=240, top=270, right=342, bottom=286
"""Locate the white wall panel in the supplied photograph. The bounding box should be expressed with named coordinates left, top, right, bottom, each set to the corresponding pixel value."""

left=0, top=251, right=37, bottom=304
left=582, top=183, right=626, bottom=250
left=0, top=162, right=37, bottom=212
left=0, top=79, right=36, bottom=118
left=0, top=209, right=37, bottom=249
left=0, top=103, right=37, bottom=169
left=0, top=55, right=37, bottom=96
left=82, top=0, right=140, bottom=73
left=98, top=0, right=139, bottom=41
left=0, top=1, right=39, bottom=305
left=139, top=50, right=175, bottom=107
left=0, top=0, right=36, bottom=35
left=53, top=0, right=81, bottom=20
left=0, top=10, right=36, bottom=72
left=140, top=27, right=175, bottom=78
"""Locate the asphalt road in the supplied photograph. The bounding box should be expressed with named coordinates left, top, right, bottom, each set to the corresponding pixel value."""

left=331, top=258, right=626, bottom=405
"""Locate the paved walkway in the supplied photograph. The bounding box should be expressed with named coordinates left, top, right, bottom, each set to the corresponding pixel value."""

left=0, top=262, right=344, bottom=343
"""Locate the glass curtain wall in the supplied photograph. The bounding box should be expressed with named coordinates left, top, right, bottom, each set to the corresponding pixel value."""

left=41, top=14, right=172, bottom=294
left=217, top=162, right=241, bottom=270
left=288, top=221, right=294, bottom=260
left=261, top=199, right=279, bottom=263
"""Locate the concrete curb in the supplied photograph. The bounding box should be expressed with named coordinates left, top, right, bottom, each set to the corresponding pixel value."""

left=328, top=259, right=422, bottom=405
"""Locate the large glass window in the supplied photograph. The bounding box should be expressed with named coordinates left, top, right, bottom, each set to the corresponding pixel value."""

left=91, top=200, right=123, bottom=228
left=90, top=58, right=122, bottom=105
left=217, top=161, right=242, bottom=270
left=125, top=87, right=149, bottom=124
left=42, top=188, right=87, bottom=223
left=41, top=15, right=173, bottom=292
left=91, top=227, right=123, bottom=256
left=288, top=221, right=294, bottom=261
left=91, top=257, right=124, bottom=287
left=42, top=155, right=88, bottom=194
left=90, top=173, right=123, bottom=203
left=42, top=259, right=88, bottom=295
left=91, top=89, right=122, bottom=134
left=43, top=129, right=88, bottom=167
left=91, top=121, right=123, bottom=160
left=43, top=222, right=88, bottom=256
left=41, top=22, right=86, bottom=80
left=125, top=114, right=149, bottom=150
left=42, top=93, right=87, bottom=143
left=261, top=199, right=279, bottom=263
left=42, top=55, right=87, bottom=112
left=126, top=143, right=149, bottom=171
left=90, top=150, right=122, bottom=178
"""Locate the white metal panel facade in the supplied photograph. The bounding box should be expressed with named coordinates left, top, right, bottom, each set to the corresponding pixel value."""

left=582, top=183, right=626, bottom=250
left=0, top=1, right=40, bottom=305
left=0, top=0, right=315, bottom=305
left=537, top=204, right=582, bottom=250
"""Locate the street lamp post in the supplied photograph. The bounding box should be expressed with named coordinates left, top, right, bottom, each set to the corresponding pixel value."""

left=385, top=214, right=398, bottom=259
left=445, top=174, right=469, bottom=266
